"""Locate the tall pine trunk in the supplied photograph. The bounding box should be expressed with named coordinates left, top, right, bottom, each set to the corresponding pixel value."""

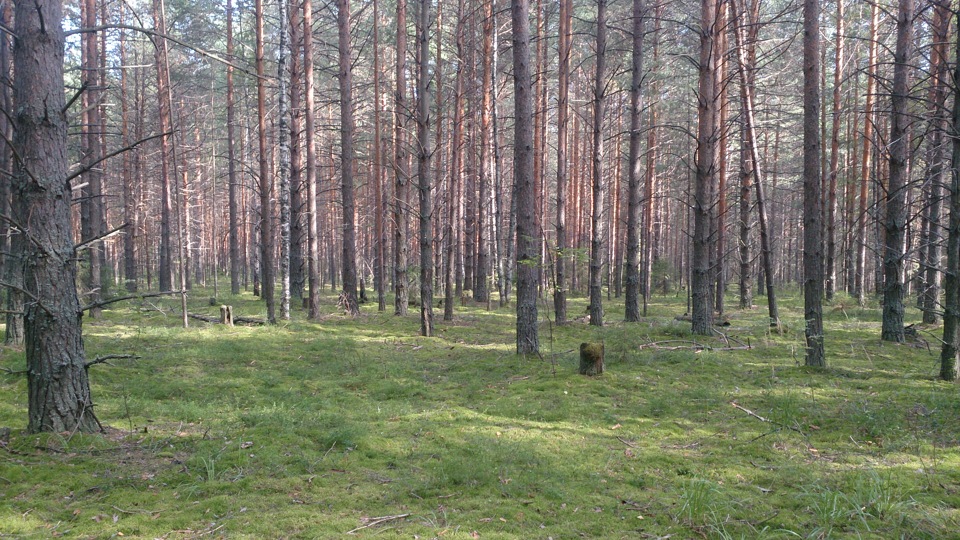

left=802, top=0, right=825, bottom=365
left=624, top=0, right=644, bottom=322
left=337, top=0, right=360, bottom=316
left=513, top=0, right=539, bottom=354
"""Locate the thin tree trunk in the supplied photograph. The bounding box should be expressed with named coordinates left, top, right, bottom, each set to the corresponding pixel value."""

left=513, top=0, right=539, bottom=353
left=643, top=5, right=662, bottom=316
left=81, top=0, right=103, bottom=318
left=153, top=0, right=174, bottom=293
left=589, top=0, right=607, bottom=327
left=372, top=0, right=386, bottom=312
left=825, top=0, right=844, bottom=301
left=226, top=0, right=241, bottom=296
left=337, top=0, right=360, bottom=316
left=416, top=0, right=433, bottom=335
left=854, top=3, right=879, bottom=304
left=554, top=0, right=571, bottom=323
left=304, top=0, right=321, bottom=318
left=802, top=0, right=824, bottom=365
left=278, top=0, right=292, bottom=320
left=624, top=0, right=644, bottom=322
left=922, top=2, right=950, bottom=324
left=289, top=0, right=305, bottom=303
left=394, top=0, right=410, bottom=315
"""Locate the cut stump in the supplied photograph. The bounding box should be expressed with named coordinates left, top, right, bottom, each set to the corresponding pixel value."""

left=579, top=342, right=604, bottom=376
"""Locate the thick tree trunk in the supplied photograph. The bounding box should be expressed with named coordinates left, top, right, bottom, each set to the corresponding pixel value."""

left=513, top=0, right=539, bottom=354
left=802, top=0, right=825, bottom=366
left=589, top=0, right=607, bottom=327
left=337, top=0, right=360, bottom=316
left=624, top=0, right=644, bottom=322
left=15, top=0, right=100, bottom=433
left=416, top=0, right=433, bottom=335
left=880, top=0, right=913, bottom=343
left=554, top=0, right=571, bottom=323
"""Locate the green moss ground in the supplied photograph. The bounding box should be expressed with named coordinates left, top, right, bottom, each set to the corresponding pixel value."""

left=2, top=287, right=959, bottom=538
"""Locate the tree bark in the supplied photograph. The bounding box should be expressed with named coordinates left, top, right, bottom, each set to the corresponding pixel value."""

left=416, top=0, right=433, bottom=335
left=624, top=0, right=644, bottom=322
left=304, top=0, right=321, bottom=318
left=513, top=0, right=539, bottom=354
left=278, top=0, right=292, bottom=320
left=589, top=0, right=607, bottom=327
left=692, top=0, right=718, bottom=334
left=880, top=0, right=913, bottom=343
left=394, top=0, right=410, bottom=315
left=554, top=0, right=571, bottom=323
left=921, top=2, right=949, bottom=324
left=15, top=0, right=100, bottom=433
left=255, top=0, right=276, bottom=323
left=802, top=0, right=825, bottom=366
left=939, top=9, right=960, bottom=381
left=854, top=3, right=879, bottom=304
left=337, top=0, right=360, bottom=317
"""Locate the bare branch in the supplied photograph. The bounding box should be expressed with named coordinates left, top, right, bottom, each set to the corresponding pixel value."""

left=85, top=354, right=141, bottom=369
left=79, top=290, right=181, bottom=313
left=74, top=223, right=128, bottom=253
left=66, top=132, right=171, bottom=184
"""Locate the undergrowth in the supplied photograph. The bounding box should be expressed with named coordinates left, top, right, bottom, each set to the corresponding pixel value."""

left=1, top=285, right=959, bottom=538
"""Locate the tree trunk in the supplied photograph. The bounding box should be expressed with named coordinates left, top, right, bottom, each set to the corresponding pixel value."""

left=288, top=0, right=305, bottom=303
left=394, top=0, right=410, bottom=315
left=416, top=0, right=434, bottom=335
left=255, top=0, right=275, bottom=323
left=513, top=0, right=539, bottom=354
left=624, top=0, right=644, bottom=322
left=80, top=0, right=103, bottom=319
left=337, top=0, right=360, bottom=317
left=278, top=0, right=292, bottom=320
left=372, top=0, right=386, bottom=312
left=880, top=0, right=913, bottom=343
left=921, top=3, right=949, bottom=324
left=304, top=0, right=321, bottom=318
left=802, top=0, right=825, bottom=366
left=692, top=0, right=718, bottom=334
left=554, top=0, right=571, bottom=323
left=152, top=0, right=174, bottom=293
left=854, top=3, right=879, bottom=305
left=939, top=9, right=960, bottom=381
left=15, top=0, right=100, bottom=433
left=589, top=0, right=607, bottom=327
left=824, top=0, right=844, bottom=301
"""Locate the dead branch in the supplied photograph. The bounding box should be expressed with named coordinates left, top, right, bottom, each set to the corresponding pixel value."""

left=1, top=366, right=27, bottom=376
left=79, top=290, right=181, bottom=313
left=66, top=132, right=170, bottom=184
left=0, top=281, right=53, bottom=316
left=730, top=401, right=806, bottom=437
left=345, top=514, right=411, bottom=534
left=74, top=224, right=128, bottom=253
left=85, top=354, right=141, bottom=369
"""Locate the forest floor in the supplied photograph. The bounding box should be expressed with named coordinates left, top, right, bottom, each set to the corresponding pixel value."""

left=2, top=285, right=960, bottom=539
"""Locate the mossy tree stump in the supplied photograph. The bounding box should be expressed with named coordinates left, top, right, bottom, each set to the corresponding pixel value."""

left=579, top=342, right=604, bottom=376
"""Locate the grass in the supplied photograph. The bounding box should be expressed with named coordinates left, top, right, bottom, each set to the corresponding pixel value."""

left=2, top=284, right=960, bottom=538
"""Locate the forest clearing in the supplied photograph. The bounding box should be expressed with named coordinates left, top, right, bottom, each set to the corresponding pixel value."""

left=2, top=288, right=959, bottom=539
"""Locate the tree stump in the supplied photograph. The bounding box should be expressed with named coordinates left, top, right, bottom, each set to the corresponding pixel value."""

left=220, top=305, right=234, bottom=326
left=579, top=342, right=604, bottom=376
left=209, top=297, right=217, bottom=306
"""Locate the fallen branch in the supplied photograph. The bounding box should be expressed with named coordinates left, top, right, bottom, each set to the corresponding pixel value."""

left=1, top=366, right=27, bottom=376
left=85, top=354, right=141, bottom=369
left=80, top=290, right=181, bottom=313
left=187, top=312, right=265, bottom=325
left=346, top=514, right=410, bottom=535
left=730, top=401, right=806, bottom=437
